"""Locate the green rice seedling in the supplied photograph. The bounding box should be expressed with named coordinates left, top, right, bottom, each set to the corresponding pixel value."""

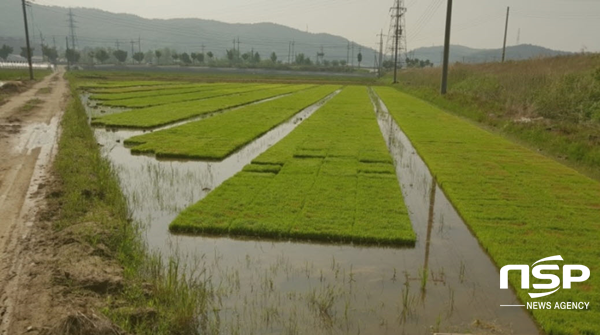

left=78, top=80, right=177, bottom=90
left=375, top=86, right=600, bottom=334
left=87, top=83, right=195, bottom=95
left=124, top=85, right=339, bottom=160
left=169, top=86, right=415, bottom=246
left=91, top=84, right=312, bottom=129
left=90, top=83, right=230, bottom=101
left=99, top=83, right=283, bottom=108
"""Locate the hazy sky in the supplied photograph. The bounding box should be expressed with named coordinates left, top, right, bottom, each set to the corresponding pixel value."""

left=33, top=0, right=600, bottom=52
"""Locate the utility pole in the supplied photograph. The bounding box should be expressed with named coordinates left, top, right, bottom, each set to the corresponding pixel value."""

left=201, top=44, right=205, bottom=54
left=21, top=0, right=33, bottom=80
left=373, top=51, right=377, bottom=69
left=501, top=6, right=510, bottom=62
left=351, top=42, right=354, bottom=67
left=440, top=0, right=453, bottom=94
left=236, top=37, right=240, bottom=57
left=291, top=40, right=295, bottom=61
left=130, top=40, right=135, bottom=64
left=68, top=8, right=77, bottom=50
left=378, top=30, right=384, bottom=77
left=391, top=0, right=404, bottom=83
left=516, top=28, right=521, bottom=45
left=138, top=35, right=141, bottom=53
left=288, top=41, right=291, bottom=63
left=39, top=31, right=45, bottom=61
left=53, top=36, right=56, bottom=49
left=233, top=38, right=236, bottom=53
left=65, top=36, right=70, bottom=69
left=346, top=42, right=350, bottom=66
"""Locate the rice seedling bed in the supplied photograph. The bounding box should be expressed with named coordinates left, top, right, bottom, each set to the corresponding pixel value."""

left=90, top=83, right=230, bottom=101
left=86, top=83, right=196, bottom=94
left=98, top=83, right=280, bottom=108
left=169, top=86, right=415, bottom=246
left=79, top=80, right=177, bottom=90
left=374, top=87, right=600, bottom=334
left=124, top=85, right=340, bottom=160
left=91, top=84, right=312, bottom=129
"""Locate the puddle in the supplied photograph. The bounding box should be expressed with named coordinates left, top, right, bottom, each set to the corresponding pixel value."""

left=86, top=90, right=539, bottom=334
left=14, top=116, right=61, bottom=155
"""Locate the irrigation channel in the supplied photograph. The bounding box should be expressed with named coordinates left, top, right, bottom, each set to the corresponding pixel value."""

left=83, top=89, right=538, bottom=334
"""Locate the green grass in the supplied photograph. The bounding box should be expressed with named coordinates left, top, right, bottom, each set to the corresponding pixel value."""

left=98, top=83, right=282, bottom=108
left=91, top=84, right=313, bottom=129
left=374, top=86, right=600, bottom=334
left=388, top=54, right=600, bottom=178
left=89, top=83, right=225, bottom=100
left=0, top=68, right=52, bottom=81
left=54, top=81, right=209, bottom=334
left=169, top=86, right=415, bottom=246
left=124, top=85, right=339, bottom=160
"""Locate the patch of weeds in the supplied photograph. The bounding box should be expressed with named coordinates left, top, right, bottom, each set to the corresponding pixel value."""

left=18, top=98, right=43, bottom=112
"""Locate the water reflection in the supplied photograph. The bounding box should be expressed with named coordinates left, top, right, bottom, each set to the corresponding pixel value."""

left=82, top=89, right=538, bottom=334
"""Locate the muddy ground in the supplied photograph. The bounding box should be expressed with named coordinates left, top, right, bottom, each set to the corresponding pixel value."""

left=0, top=69, right=124, bottom=334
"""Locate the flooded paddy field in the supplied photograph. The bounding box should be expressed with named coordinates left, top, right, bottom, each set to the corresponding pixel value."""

left=79, top=81, right=544, bottom=334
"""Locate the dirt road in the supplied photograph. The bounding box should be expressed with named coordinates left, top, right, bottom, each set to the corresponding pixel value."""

left=0, top=68, right=67, bottom=334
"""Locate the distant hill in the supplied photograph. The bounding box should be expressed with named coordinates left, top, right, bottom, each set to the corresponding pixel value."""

left=410, top=44, right=572, bottom=66
left=0, top=2, right=374, bottom=62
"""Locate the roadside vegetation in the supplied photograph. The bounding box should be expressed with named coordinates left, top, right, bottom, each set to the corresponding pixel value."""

left=170, top=86, right=415, bottom=245
left=375, top=87, right=600, bottom=334
left=0, top=69, right=52, bottom=105
left=391, top=53, right=600, bottom=178
left=49, top=80, right=210, bottom=334
left=90, top=84, right=311, bottom=128
left=125, top=85, right=339, bottom=160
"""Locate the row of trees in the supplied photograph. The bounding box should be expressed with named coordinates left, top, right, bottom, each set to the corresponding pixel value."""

left=3, top=43, right=432, bottom=72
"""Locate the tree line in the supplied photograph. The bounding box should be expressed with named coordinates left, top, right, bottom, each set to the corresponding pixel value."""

left=1, top=43, right=433, bottom=72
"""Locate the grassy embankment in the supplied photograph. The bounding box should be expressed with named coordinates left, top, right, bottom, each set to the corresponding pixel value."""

left=124, top=85, right=339, bottom=160
left=375, top=87, right=600, bottom=334
left=170, top=86, right=415, bottom=246
left=389, top=54, right=600, bottom=179
left=91, top=84, right=312, bottom=129
left=97, top=83, right=283, bottom=108
left=52, top=79, right=210, bottom=333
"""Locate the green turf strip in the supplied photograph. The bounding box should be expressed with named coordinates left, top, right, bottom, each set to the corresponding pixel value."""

left=124, top=85, right=339, bottom=160
left=374, top=86, right=600, bottom=334
left=90, top=83, right=229, bottom=101
left=98, top=83, right=274, bottom=108
left=91, top=84, right=312, bottom=129
left=170, top=86, right=415, bottom=246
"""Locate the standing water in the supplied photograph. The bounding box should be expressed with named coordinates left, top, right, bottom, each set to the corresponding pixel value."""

left=84, top=89, right=538, bottom=334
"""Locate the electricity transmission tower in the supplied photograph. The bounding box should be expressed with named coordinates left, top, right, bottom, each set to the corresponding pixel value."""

left=67, top=8, right=77, bottom=50
left=386, top=0, right=407, bottom=83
